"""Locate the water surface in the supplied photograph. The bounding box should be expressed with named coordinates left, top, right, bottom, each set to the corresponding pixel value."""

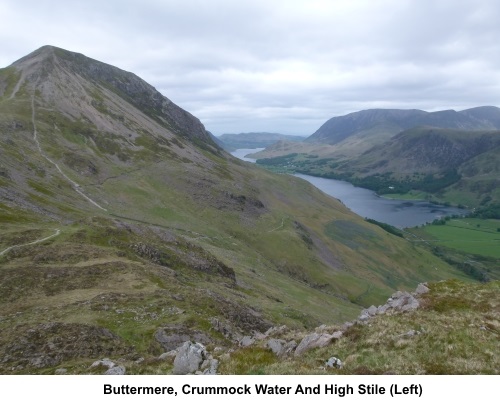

left=231, top=149, right=467, bottom=228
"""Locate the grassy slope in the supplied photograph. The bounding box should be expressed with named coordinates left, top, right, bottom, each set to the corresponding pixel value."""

left=219, top=280, right=500, bottom=375
left=0, top=60, right=486, bottom=374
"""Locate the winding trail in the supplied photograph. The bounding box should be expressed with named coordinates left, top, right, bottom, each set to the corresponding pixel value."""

left=9, top=72, right=25, bottom=100
left=0, top=229, right=61, bottom=256
left=267, top=217, right=285, bottom=232
left=31, top=96, right=107, bottom=211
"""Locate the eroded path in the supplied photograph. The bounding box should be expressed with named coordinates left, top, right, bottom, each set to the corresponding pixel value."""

left=31, top=96, right=107, bottom=211
left=0, top=229, right=61, bottom=256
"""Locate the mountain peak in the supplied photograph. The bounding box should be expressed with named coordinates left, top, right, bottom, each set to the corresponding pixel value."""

left=8, top=45, right=218, bottom=149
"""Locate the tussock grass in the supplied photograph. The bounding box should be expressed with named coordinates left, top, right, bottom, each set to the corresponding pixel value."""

left=219, top=280, right=499, bottom=375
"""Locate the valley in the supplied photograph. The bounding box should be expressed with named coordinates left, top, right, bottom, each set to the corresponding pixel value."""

left=0, top=46, right=498, bottom=375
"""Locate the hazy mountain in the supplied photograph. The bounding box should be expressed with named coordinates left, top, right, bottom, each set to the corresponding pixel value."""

left=217, top=132, right=305, bottom=151
left=307, top=107, right=500, bottom=146
left=0, top=46, right=473, bottom=373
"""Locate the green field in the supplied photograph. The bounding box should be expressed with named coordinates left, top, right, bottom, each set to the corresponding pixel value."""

left=414, top=218, right=500, bottom=258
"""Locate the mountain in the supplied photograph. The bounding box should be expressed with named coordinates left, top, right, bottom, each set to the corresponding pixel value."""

left=217, top=132, right=305, bottom=151
left=258, top=126, right=500, bottom=207
left=306, top=107, right=500, bottom=146
left=334, top=127, right=500, bottom=202
left=349, top=127, right=500, bottom=174
left=0, top=46, right=473, bottom=374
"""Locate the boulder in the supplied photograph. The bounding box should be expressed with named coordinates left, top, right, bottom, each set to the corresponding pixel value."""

left=325, top=356, right=343, bottom=369
left=105, top=365, right=126, bottom=375
left=173, top=342, right=206, bottom=375
left=159, top=350, right=177, bottom=361
left=367, top=305, right=378, bottom=316
left=155, top=325, right=211, bottom=352
left=295, top=333, right=340, bottom=356
left=202, top=359, right=219, bottom=375
left=414, top=283, right=430, bottom=295
left=239, top=336, right=255, bottom=347
left=267, top=339, right=287, bottom=357
left=90, top=358, right=115, bottom=369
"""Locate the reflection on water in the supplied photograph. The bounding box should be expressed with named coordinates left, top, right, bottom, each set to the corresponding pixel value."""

left=230, top=148, right=468, bottom=228
left=294, top=173, right=468, bottom=228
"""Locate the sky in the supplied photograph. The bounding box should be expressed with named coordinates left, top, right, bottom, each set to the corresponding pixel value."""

left=1, top=0, right=500, bottom=136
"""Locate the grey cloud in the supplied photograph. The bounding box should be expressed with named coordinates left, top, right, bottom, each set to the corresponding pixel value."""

left=1, top=0, right=499, bottom=135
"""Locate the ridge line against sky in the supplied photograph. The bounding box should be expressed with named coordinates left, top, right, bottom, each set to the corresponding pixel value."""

left=1, top=0, right=499, bottom=136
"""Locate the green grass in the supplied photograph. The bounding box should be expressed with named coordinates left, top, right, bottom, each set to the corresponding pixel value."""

left=417, top=218, right=500, bottom=258
left=218, top=280, right=500, bottom=375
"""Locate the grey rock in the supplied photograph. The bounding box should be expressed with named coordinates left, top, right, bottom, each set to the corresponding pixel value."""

left=325, top=356, right=343, bottom=369
left=295, top=333, right=335, bottom=356
left=389, top=292, right=415, bottom=310
left=55, top=368, right=67, bottom=375
left=173, top=342, right=206, bottom=375
left=267, top=339, right=287, bottom=357
left=397, top=329, right=422, bottom=339
left=415, top=283, right=430, bottom=295
left=91, top=358, right=115, bottom=369
left=392, top=291, right=404, bottom=299
left=284, top=340, right=297, bottom=355
left=367, top=305, right=378, bottom=316
left=331, top=331, right=343, bottom=339
left=358, top=313, right=371, bottom=322
left=264, top=325, right=287, bottom=337
left=253, top=331, right=267, bottom=340
left=159, top=350, right=177, bottom=361
left=155, top=325, right=211, bottom=352
left=239, top=336, right=255, bottom=347
left=401, top=295, right=420, bottom=311
left=105, top=365, right=126, bottom=375
left=360, top=308, right=370, bottom=318
left=202, top=359, right=219, bottom=375
left=342, top=321, right=354, bottom=330
left=377, top=304, right=390, bottom=315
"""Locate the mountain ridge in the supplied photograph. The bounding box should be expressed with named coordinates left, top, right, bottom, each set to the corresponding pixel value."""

left=306, top=106, right=500, bottom=146
left=0, top=46, right=483, bottom=374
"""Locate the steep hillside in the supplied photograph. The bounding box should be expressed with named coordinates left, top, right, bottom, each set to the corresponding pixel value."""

left=343, top=127, right=500, bottom=174
left=0, top=46, right=474, bottom=374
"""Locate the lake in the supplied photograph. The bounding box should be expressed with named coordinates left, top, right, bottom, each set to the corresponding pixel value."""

left=230, top=148, right=265, bottom=162
left=231, top=149, right=468, bottom=228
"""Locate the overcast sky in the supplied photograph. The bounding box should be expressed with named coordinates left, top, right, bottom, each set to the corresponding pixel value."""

left=1, top=0, right=499, bottom=135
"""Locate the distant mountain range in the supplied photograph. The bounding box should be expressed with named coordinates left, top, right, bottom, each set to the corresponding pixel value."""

left=253, top=108, right=500, bottom=207
left=1, top=46, right=472, bottom=374
left=217, top=132, right=305, bottom=151
left=307, top=107, right=500, bottom=145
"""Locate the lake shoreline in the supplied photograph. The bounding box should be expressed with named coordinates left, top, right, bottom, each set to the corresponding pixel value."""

left=231, top=148, right=468, bottom=228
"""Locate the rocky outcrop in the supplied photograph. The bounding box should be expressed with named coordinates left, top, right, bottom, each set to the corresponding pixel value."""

left=357, top=283, right=428, bottom=322
left=295, top=331, right=343, bottom=356
left=172, top=341, right=219, bottom=375
left=267, top=339, right=297, bottom=357
left=173, top=342, right=206, bottom=375
left=155, top=325, right=211, bottom=352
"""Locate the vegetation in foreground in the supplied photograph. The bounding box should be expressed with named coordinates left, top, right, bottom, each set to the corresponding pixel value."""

left=219, top=280, right=499, bottom=375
